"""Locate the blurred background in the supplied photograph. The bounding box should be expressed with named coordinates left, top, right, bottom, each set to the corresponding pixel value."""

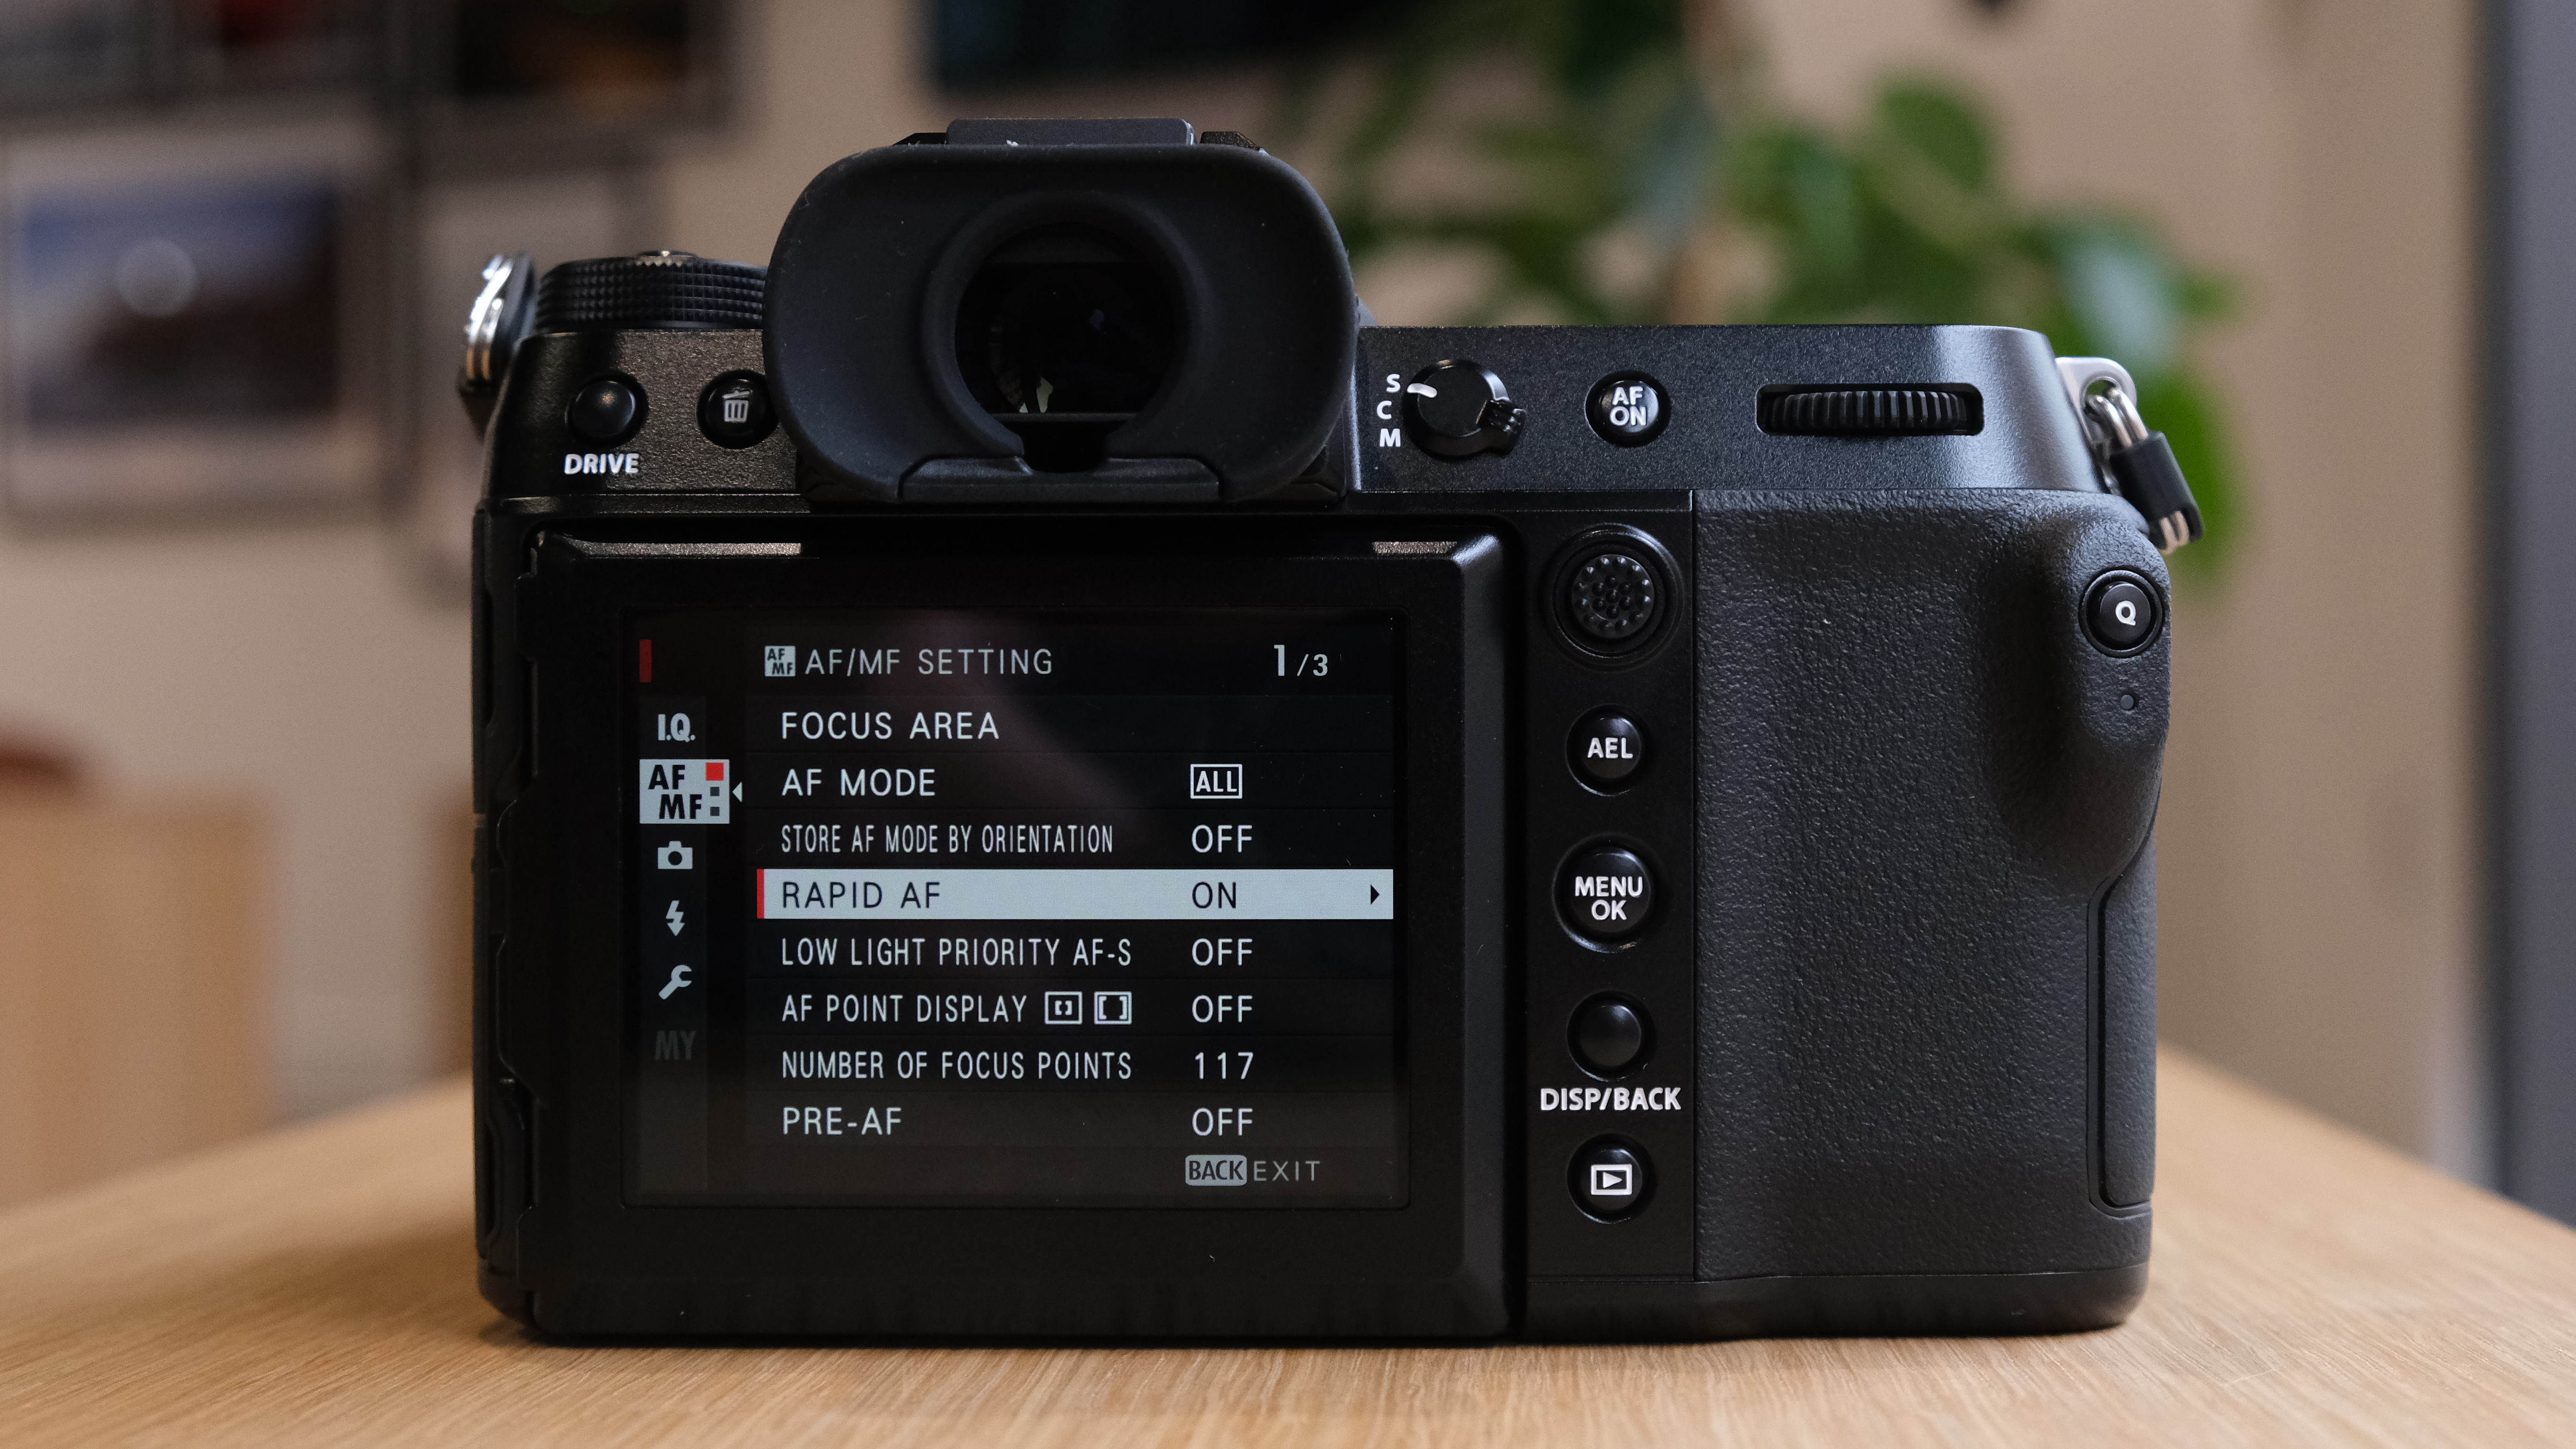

left=4, top=0, right=2566, bottom=1220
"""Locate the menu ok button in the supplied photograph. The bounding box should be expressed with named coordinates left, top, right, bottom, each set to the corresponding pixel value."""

left=1560, top=844, right=1654, bottom=943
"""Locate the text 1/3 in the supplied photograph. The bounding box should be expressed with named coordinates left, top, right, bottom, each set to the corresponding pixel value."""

left=1196, top=1050, right=1254, bottom=1081
left=1274, top=646, right=1330, bottom=677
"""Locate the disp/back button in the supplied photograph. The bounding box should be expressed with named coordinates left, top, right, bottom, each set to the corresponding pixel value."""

left=1570, top=996, right=1648, bottom=1075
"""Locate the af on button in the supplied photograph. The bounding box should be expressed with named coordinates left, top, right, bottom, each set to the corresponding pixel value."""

left=1586, top=371, right=1670, bottom=446
left=1560, top=843, right=1654, bottom=944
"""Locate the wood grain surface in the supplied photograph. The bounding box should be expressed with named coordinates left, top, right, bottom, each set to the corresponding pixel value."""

left=5, top=1049, right=2575, bottom=1447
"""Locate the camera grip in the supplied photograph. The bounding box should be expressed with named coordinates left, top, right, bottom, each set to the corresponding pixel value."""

left=1693, top=489, right=2163, bottom=1287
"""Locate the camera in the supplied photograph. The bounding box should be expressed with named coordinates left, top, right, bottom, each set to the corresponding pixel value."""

left=465, top=118, right=2192, bottom=1339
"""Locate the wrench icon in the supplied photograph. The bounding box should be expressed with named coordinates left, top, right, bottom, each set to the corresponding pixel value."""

left=658, top=963, right=694, bottom=1000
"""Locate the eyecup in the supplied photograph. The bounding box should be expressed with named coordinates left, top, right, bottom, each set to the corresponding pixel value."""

left=764, top=131, right=1355, bottom=506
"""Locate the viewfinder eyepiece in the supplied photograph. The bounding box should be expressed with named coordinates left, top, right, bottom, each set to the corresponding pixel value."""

left=762, top=120, right=1354, bottom=504
left=954, top=225, right=1177, bottom=471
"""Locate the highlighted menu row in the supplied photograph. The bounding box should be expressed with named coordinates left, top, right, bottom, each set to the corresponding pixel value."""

left=757, top=867, right=1395, bottom=921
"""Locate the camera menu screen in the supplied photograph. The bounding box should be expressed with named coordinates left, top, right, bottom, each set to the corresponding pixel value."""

left=626, top=610, right=1406, bottom=1207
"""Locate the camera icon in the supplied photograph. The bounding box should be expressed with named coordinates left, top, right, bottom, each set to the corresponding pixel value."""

left=655, top=840, right=694, bottom=871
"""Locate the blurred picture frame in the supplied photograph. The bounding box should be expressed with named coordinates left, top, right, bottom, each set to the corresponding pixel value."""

left=172, top=0, right=380, bottom=95
left=932, top=0, right=1382, bottom=89
left=0, top=0, right=151, bottom=114
left=411, top=0, right=729, bottom=170
left=0, top=117, right=390, bottom=524
left=0, top=1, right=376, bottom=117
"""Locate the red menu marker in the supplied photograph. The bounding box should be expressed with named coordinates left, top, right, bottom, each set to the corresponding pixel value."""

left=639, top=639, right=653, bottom=683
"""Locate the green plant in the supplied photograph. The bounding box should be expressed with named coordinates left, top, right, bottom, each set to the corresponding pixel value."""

left=1279, top=1, right=2238, bottom=574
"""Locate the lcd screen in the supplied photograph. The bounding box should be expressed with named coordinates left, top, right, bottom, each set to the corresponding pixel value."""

left=627, top=610, right=1405, bottom=1207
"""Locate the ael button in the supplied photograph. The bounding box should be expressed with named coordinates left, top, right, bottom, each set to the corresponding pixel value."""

left=1404, top=359, right=1527, bottom=459
left=698, top=370, right=776, bottom=448
left=567, top=375, right=643, bottom=445
left=1587, top=371, right=1671, bottom=446
left=1570, top=710, right=1645, bottom=789
left=2084, top=570, right=2162, bottom=655
left=1561, top=844, right=1654, bottom=943
left=1569, top=1137, right=1652, bottom=1221
left=1570, top=996, right=1649, bottom=1075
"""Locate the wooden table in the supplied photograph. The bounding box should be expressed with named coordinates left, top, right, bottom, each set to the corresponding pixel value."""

left=8, top=1051, right=2576, bottom=1447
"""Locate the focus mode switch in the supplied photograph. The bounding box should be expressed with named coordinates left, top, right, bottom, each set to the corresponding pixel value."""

left=1403, top=359, right=1527, bottom=459
left=1560, top=844, right=1654, bottom=943
left=1570, top=710, right=1645, bottom=788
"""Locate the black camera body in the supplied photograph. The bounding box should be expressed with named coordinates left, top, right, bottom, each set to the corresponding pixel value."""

left=468, top=119, right=2168, bottom=1340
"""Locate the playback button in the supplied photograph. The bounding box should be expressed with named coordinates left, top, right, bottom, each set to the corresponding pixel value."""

left=1569, top=1137, right=1651, bottom=1221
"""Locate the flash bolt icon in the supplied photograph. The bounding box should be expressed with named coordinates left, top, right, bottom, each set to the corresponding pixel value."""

left=659, top=964, right=694, bottom=1000
left=665, top=900, right=685, bottom=935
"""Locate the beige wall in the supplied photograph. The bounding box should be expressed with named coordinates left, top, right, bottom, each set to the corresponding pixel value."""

left=659, top=0, right=2489, bottom=1171
left=1734, top=0, right=2486, bottom=1175
left=0, top=527, right=468, bottom=1119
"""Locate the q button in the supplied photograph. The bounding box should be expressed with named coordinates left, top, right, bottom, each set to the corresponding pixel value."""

left=2084, top=570, right=2161, bottom=656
